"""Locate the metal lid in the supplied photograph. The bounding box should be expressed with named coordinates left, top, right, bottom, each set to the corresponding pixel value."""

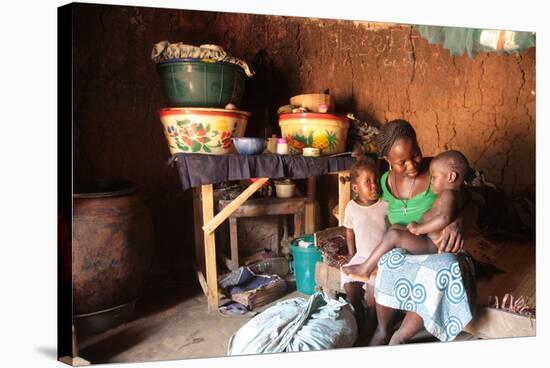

left=74, top=179, right=137, bottom=198
left=303, top=147, right=321, bottom=157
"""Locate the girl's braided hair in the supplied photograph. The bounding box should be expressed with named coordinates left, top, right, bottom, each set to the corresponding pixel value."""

left=375, top=119, right=417, bottom=158
left=350, top=156, right=378, bottom=184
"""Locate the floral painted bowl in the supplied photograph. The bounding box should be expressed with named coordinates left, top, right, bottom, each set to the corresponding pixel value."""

left=279, top=113, right=349, bottom=155
left=159, top=108, right=250, bottom=155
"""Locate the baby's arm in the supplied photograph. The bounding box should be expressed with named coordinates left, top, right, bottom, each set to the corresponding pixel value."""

left=407, top=190, right=458, bottom=235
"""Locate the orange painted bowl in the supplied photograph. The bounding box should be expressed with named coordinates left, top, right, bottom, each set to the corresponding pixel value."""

left=159, top=107, right=250, bottom=155
left=278, top=113, right=349, bottom=155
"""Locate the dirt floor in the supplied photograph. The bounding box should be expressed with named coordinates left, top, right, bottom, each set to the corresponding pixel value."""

left=74, top=226, right=536, bottom=365
left=77, top=273, right=479, bottom=365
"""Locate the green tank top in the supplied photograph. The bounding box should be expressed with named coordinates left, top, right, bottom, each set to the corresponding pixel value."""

left=380, top=171, right=437, bottom=226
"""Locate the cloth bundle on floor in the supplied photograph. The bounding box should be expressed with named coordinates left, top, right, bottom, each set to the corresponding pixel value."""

left=228, top=292, right=357, bottom=355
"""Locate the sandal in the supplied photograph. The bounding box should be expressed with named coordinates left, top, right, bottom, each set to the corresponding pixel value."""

left=218, top=302, right=258, bottom=318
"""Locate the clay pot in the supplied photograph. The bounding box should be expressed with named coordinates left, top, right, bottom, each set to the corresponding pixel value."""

left=72, top=179, right=154, bottom=333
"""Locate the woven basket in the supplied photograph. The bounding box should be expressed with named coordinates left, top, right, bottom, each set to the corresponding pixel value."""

left=231, top=277, right=287, bottom=309
left=249, top=257, right=289, bottom=276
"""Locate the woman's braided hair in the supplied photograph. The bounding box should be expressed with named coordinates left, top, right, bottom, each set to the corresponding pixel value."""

left=375, top=119, right=417, bottom=158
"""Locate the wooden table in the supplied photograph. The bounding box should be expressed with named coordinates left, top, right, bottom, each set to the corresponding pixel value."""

left=171, top=153, right=357, bottom=312
left=217, top=196, right=307, bottom=271
left=191, top=171, right=352, bottom=312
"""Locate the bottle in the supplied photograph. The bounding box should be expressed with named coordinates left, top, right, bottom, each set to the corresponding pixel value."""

left=276, top=138, right=288, bottom=155
left=266, top=134, right=278, bottom=153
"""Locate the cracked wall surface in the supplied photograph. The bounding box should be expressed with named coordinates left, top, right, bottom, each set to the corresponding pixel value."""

left=72, top=4, right=535, bottom=268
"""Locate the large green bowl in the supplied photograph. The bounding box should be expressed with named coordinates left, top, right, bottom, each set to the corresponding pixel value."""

left=157, top=59, right=245, bottom=107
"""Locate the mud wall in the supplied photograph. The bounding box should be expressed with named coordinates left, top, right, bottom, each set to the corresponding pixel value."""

left=72, top=4, right=535, bottom=270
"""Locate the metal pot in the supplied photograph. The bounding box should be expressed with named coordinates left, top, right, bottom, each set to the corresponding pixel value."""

left=72, top=179, right=154, bottom=334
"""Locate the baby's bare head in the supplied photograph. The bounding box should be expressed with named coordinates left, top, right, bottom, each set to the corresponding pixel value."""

left=431, top=150, right=471, bottom=183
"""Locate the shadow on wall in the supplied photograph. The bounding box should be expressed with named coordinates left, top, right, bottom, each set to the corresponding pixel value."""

left=244, top=49, right=293, bottom=138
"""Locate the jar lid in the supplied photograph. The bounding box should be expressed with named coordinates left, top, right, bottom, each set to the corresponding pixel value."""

left=303, top=147, right=321, bottom=157
left=277, top=138, right=288, bottom=144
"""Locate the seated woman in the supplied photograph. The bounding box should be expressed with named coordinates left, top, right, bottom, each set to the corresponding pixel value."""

left=364, top=119, right=477, bottom=345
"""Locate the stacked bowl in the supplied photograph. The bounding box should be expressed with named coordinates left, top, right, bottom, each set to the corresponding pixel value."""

left=154, top=43, right=254, bottom=155
left=278, top=93, right=350, bottom=156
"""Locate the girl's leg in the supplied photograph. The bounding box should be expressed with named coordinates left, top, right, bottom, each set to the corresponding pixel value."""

left=344, top=282, right=365, bottom=337
left=368, top=302, right=397, bottom=346
left=388, top=311, right=424, bottom=345
left=363, top=284, right=378, bottom=342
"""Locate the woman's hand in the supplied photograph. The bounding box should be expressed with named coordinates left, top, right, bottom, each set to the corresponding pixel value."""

left=435, top=217, right=464, bottom=253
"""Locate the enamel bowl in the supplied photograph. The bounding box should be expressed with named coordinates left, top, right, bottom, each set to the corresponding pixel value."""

left=232, top=137, right=266, bottom=155
left=279, top=112, right=349, bottom=155
left=159, top=107, right=250, bottom=155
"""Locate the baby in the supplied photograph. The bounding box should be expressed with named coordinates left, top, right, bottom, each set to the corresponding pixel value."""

left=343, top=150, right=471, bottom=278
left=340, top=156, right=388, bottom=338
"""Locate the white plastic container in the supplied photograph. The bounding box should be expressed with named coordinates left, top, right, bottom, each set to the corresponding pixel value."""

left=276, top=138, right=289, bottom=155
left=274, top=181, right=295, bottom=198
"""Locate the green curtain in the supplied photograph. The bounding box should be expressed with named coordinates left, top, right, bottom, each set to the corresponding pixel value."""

left=414, top=25, right=535, bottom=58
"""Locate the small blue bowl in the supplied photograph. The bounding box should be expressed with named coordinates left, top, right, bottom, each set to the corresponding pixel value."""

left=233, top=137, right=266, bottom=155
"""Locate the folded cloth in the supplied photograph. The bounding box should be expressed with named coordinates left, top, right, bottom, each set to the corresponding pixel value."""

left=150, top=41, right=255, bottom=77
left=229, top=275, right=278, bottom=295
left=219, top=267, right=255, bottom=289
left=374, top=248, right=476, bottom=342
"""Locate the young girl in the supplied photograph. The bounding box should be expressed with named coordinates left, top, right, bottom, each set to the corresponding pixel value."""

left=341, top=157, right=388, bottom=341
left=343, top=150, right=471, bottom=279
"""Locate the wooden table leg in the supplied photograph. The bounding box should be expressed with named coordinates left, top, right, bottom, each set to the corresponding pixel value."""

left=294, top=205, right=305, bottom=238
left=192, top=187, right=205, bottom=274
left=198, top=179, right=269, bottom=312
left=338, top=171, right=351, bottom=226
left=307, top=177, right=317, bottom=200
left=229, top=217, right=239, bottom=270
left=305, top=177, right=317, bottom=234
left=201, top=184, right=219, bottom=313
